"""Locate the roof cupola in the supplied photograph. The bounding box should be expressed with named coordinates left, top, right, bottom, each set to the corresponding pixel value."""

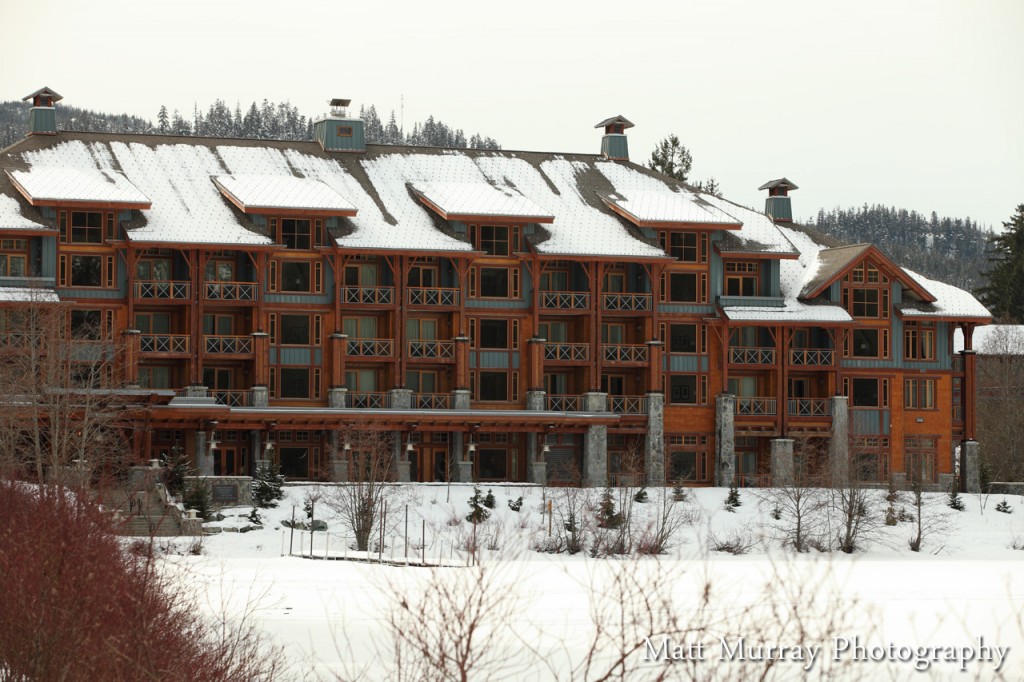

left=758, top=177, right=798, bottom=223
left=22, top=86, right=62, bottom=136
left=595, top=115, right=633, bottom=160
left=313, top=98, right=366, bottom=153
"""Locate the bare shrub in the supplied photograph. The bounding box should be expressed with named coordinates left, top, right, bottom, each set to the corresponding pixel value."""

left=709, top=529, right=755, bottom=555
left=765, top=439, right=828, bottom=552
left=635, top=487, right=696, bottom=555
left=323, top=430, right=397, bottom=551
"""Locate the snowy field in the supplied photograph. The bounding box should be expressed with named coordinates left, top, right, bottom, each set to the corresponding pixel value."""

left=153, top=484, right=1024, bottom=681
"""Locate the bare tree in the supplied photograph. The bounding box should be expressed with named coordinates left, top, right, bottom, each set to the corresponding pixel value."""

left=765, top=438, right=829, bottom=552
left=323, top=429, right=396, bottom=551
left=829, top=438, right=883, bottom=553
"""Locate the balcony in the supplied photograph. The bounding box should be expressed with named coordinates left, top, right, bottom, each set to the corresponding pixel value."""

left=603, top=344, right=648, bottom=364
left=140, top=334, right=189, bottom=354
left=544, top=342, right=589, bottom=363
left=408, top=287, right=459, bottom=307
left=134, top=281, right=191, bottom=301
left=348, top=391, right=390, bottom=409
left=736, top=397, right=777, bottom=416
left=413, top=393, right=451, bottom=409
left=204, top=335, right=254, bottom=356
left=407, top=340, right=455, bottom=361
left=787, top=398, right=832, bottom=417
left=341, top=286, right=395, bottom=305
left=789, top=348, right=834, bottom=367
left=608, top=395, right=648, bottom=415
left=730, top=347, right=776, bottom=365
left=204, top=281, right=257, bottom=302
left=212, top=389, right=251, bottom=407
left=540, top=291, right=590, bottom=310
left=602, top=292, right=652, bottom=312
left=546, top=394, right=583, bottom=411
left=346, top=338, right=394, bottom=358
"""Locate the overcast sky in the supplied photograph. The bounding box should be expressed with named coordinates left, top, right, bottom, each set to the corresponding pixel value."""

left=3, top=0, right=1021, bottom=228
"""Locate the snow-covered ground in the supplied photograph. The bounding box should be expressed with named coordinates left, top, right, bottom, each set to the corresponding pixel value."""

left=155, top=484, right=1024, bottom=681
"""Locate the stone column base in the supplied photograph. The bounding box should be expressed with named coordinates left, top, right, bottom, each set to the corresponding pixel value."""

left=396, top=460, right=411, bottom=483
left=458, top=461, right=474, bottom=484
left=530, top=462, right=547, bottom=485
left=770, top=438, right=795, bottom=486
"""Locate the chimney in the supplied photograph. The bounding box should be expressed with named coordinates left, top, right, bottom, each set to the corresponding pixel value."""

left=313, top=98, right=366, bottom=153
left=22, top=86, right=62, bottom=136
left=595, top=115, right=634, bottom=160
left=758, top=178, right=798, bottom=223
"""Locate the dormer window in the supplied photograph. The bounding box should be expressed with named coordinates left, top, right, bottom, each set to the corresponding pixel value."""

left=71, top=211, right=103, bottom=243
left=470, top=225, right=519, bottom=256
left=336, top=126, right=353, bottom=137
left=725, top=261, right=758, bottom=297
left=281, top=219, right=312, bottom=249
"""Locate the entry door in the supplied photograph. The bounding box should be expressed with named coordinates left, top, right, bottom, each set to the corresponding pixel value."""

left=417, top=447, right=448, bottom=482
left=213, top=447, right=238, bottom=476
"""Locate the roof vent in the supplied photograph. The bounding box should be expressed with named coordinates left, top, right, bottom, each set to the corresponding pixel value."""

left=22, top=86, right=62, bottom=136
left=595, top=115, right=634, bottom=161
left=759, top=178, right=798, bottom=223
left=313, top=98, right=365, bottom=153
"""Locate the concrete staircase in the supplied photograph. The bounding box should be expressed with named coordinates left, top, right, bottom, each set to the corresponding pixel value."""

left=110, top=479, right=197, bottom=537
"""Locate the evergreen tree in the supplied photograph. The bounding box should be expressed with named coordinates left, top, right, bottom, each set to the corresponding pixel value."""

left=252, top=463, right=285, bottom=508
left=648, top=134, right=692, bottom=182
left=466, top=485, right=490, bottom=524
left=947, top=487, right=965, bottom=511
left=157, top=105, right=169, bottom=134
left=977, top=205, right=1024, bottom=322
left=596, top=487, right=622, bottom=528
left=483, top=488, right=496, bottom=509
left=725, top=483, right=742, bottom=512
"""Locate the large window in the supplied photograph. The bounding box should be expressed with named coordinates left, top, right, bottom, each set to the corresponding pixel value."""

left=904, top=436, right=937, bottom=484
left=724, top=262, right=758, bottom=297
left=138, top=366, right=172, bottom=389
left=905, top=378, right=936, bottom=409
left=478, top=267, right=511, bottom=298
left=205, top=258, right=235, bottom=282
left=71, top=310, right=102, bottom=340
left=669, top=375, right=697, bottom=404
left=479, top=319, right=508, bottom=349
left=406, top=318, right=438, bottom=341
left=281, top=219, right=312, bottom=249
left=851, top=378, right=881, bottom=407
left=406, top=370, right=438, bottom=393
left=70, top=211, right=103, bottom=243
left=666, top=232, right=698, bottom=262
left=136, top=258, right=171, bottom=281
left=70, top=255, right=103, bottom=287
left=540, top=268, right=569, bottom=291
left=280, top=314, right=310, bottom=345
left=539, top=321, right=567, bottom=343
left=477, top=449, right=509, bottom=480
left=279, top=368, right=310, bottom=398
left=904, top=323, right=936, bottom=361
left=136, top=312, right=171, bottom=334
left=478, top=225, right=510, bottom=256
left=0, top=239, right=28, bottom=276
left=668, top=273, right=698, bottom=303
left=281, top=261, right=311, bottom=292
left=478, top=371, right=509, bottom=401
left=407, top=264, right=436, bottom=287
left=343, top=316, right=377, bottom=339
left=668, top=323, right=698, bottom=353
left=852, top=329, right=881, bottom=357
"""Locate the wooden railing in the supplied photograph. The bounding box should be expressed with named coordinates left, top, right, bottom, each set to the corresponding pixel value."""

left=603, top=344, right=648, bottom=363
left=540, top=291, right=590, bottom=310
left=789, top=348, right=834, bottom=366
left=546, top=394, right=582, bottom=412
left=346, top=338, right=394, bottom=357
left=735, top=397, right=777, bottom=416
left=212, top=390, right=251, bottom=407
left=204, top=335, right=253, bottom=355
left=730, top=347, right=776, bottom=365
left=408, top=287, right=459, bottom=306
left=407, top=340, right=455, bottom=360
left=787, top=398, right=832, bottom=417
left=204, top=281, right=257, bottom=302
left=544, top=343, right=589, bottom=362
left=608, top=395, right=648, bottom=414
left=135, top=281, right=191, bottom=300
left=602, top=293, right=652, bottom=312
left=413, top=393, right=451, bottom=409
left=341, top=286, right=394, bottom=305
left=140, top=334, right=189, bottom=354
left=348, top=392, right=390, bottom=409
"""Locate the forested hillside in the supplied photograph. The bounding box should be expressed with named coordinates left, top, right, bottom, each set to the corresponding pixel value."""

left=808, top=205, right=990, bottom=291
left=0, top=99, right=500, bottom=150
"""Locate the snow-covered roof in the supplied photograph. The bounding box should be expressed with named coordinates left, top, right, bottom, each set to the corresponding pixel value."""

left=0, top=287, right=60, bottom=303
left=703, top=196, right=799, bottom=257
left=899, top=270, right=990, bottom=320
left=0, top=194, right=48, bottom=231
left=954, top=325, right=1024, bottom=355
left=602, top=190, right=741, bottom=227
left=411, top=181, right=554, bottom=222
left=212, top=174, right=356, bottom=214
left=722, top=301, right=853, bottom=324
left=6, top=166, right=150, bottom=207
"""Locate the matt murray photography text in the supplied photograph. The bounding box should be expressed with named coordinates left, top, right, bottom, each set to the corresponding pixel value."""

left=643, top=636, right=1009, bottom=673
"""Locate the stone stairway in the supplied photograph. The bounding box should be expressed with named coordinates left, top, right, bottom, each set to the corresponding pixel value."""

left=110, top=479, right=196, bottom=537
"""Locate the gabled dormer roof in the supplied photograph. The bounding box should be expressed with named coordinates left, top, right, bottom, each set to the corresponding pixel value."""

left=594, top=115, right=634, bottom=130
left=22, top=86, right=63, bottom=103
left=758, top=177, right=799, bottom=191
left=800, top=243, right=936, bottom=303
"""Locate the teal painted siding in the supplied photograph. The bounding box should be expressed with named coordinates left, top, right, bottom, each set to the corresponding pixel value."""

left=29, top=107, right=56, bottom=135
left=658, top=304, right=716, bottom=315
left=266, top=293, right=333, bottom=306
left=40, top=237, right=57, bottom=278
left=765, top=196, right=792, bottom=222
left=767, top=260, right=781, bottom=297
left=472, top=352, right=512, bottom=369
left=600, top=134, right=629, bottom=159
left=57, top=288, right=124, bottom=300
left=709, top=250, right=723, bottom=298
left=852, top=409, right=891, bottom=435
left=668, top=355, right=707, bottom=372
left=314, top=117, right=366, bottom=152
left=467, top=299, right=529, bottom=310
left=275, top=348, right=312, bottom=365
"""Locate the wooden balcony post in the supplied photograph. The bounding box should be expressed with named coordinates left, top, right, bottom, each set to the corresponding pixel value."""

left=645, top=339, right=663, bottom=392
left=455, top=336, right=470, bottom=390
left=122, top=329, right=141, bottom=386
left=251, top=331, right=270, bottom=386
left=527, top=336, right=545, bottom=391
left=330, top=333, right=348, bottom=387
left=962, top=349, right=977, bottom=441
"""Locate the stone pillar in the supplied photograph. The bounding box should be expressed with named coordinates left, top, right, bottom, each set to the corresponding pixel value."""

left=770, top=438, right=795, bottom=486
left=251, top=386, right=269, bottom=408
left=645, top=392, right=665, bottom=486
left=390, top=388, right=413, bottom=410
left=451, top=432, right=465, bottom=481
left=959, top=439, right=981, bottom=493
left=526, top=390, right=546, bottom=411
left=185, top=385, right=208, bottom=398
left=195, top=430, right=212, bottom=476
left=583, top=391, right=607, bottom=413
left=529, top=433, right=548, bottom=485
left=829, top=395, right=850, bottom=485
left=584, top=425, right=608, bottom=487
left=452, top=389, right=471, bottom=411
left=328, top=387, right=347, bottom=409
left=391, top=431, right=408, bottom=482
left=249, top=430, right=262, bottom=475
left=715, top=393, right=735, bottom=487
left=454, top=336, right=470, bottom=390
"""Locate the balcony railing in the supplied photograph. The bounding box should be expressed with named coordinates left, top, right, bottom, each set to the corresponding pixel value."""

left=730, top=347, right=776, bottom=365
left=212, top=389, right=251, bottom=407
left=540, top=291, right=590, bottom=310
left=407, top=340, right=455, bottom=360
left=408, top=287, right=459, bottom=307
left=736, top=397, right=777, bottom=416
left=135, top=281, right=191, bottom=300
left=546, top=394, right=582, bottom=412
left=204, top=281, right=257, bottom=302
left=787, top=398, right=832, bottom=417
left=603, top=344, right=648, bottom=363
left=413, top=393, right=451, bottom=409
left=348, top=391, right=390, bottom=409
left=341, top=286, right=394, bottom=305
left=140, top=334, right=189, bottom=354
left=608, top=395, right=648, bottom=414
left=544, top=342, right=589, bottom=362
left=789, top=348, right=834, bottom=366
left=204, top=335, right=253, bottom=355
left=346, top=338, right=394, bottom=358
left=602, top=292, right=652, bottom=312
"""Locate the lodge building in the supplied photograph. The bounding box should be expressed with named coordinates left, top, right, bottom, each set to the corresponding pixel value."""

left=0, top=88, right=991, bottom=490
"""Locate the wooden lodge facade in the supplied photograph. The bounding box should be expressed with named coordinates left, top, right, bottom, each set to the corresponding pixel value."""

left=0, top=89, right=991, bottom=490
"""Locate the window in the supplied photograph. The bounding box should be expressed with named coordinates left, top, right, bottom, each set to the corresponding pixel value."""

left=202, top=314, right=234, bottom=336
left=669, top=323, right=698, bottom=353
left=203, top=368, right=233, bottom=390
left=408, top=264, right=436, bottom=287
left=343, top=316, right=377, bottom=339
left=406, top=318, right=438, bottom=341
left=601, top=374, right=626, bottom=395
left=281, top=219, right=312, bottom=249
left=279, top=368, right=310, bottom=398
left=406, top=370, right=438, bottom=393
left=478, top=449, right=509, bottom=480
left=904, top=323, right=936, bottom=360
left=904, top=436, right=937, bottom=483
left=905, top=379, right=936, bottom=409
left=479, top=267, right=511, bottom=297
left=71, top=310, right=102, bottom=340
left=0, top=239, right=28, bottom=276
left=478, top=225, right=510, bottom=256
left=666, top=232, right=698, bottom=262
left=668, top=272, right=698, bottom=303
left=669, top=375, right=697, bottom=404
left=281, top=261, right=311, bottom=291
left=280, top=314, right=310, bottom=345
left=540, top=269, right=569, bottom=291
left=137, top=258, right=171, bottom=281
left=337, top=126, right=353, bottom=137
left=604, top=271, right=625, bottom=293
left=478, top=371, right=508, bottom=401
left=479, top=319, right=508, bottom=349
left=204, top=259, right=235, bottom=282
left=601, top=323, right=625, bottom=344
left=844, top=287, right=889, bottom=318
left=70, top=255, right=103, bottom=287
left=851, top=378, right=880, bottom=407
left=725, top=262, right=758, bottom=297
left=544, top=372, right=569, bottom=395
left=345, top=369, right=377, bottom=392
left=136, top=312, right=171, bottom=334
left=538, top=321, right=567, bottom=343
left=138, top=366, right=172, bottom=389
left=852, top=329, right=879, bottom=357
left=70, top=211, right=103, bottom=243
